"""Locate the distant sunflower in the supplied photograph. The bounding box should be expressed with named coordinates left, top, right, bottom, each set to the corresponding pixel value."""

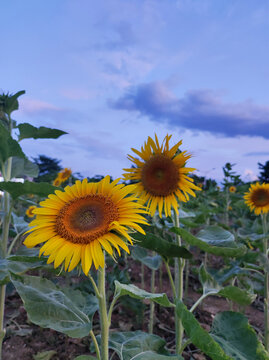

left=229, top=186, right=236, bottom=193
left=24, top=177, right=147, bottom=274
left=53, top=177, right=62, bottom=187
left=26, top=206, right=37, bottom=218
left=123, top=134, right=200, bottom=217
left=198, top=182, right=204, bottom=189
left=244, top=182, right=269, bottom=215
left=59, top=168, right=72, bottom=182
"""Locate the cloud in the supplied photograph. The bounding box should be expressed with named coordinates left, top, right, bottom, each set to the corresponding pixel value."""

left=21, top=98, right=61, bottom=114
left=110, top=81, right=269, bottom=138
left=244, top=151, right=269, bottom=157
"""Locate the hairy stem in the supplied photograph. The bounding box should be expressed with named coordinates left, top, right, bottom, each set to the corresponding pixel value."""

left=97, top=266, right=109, bottom=360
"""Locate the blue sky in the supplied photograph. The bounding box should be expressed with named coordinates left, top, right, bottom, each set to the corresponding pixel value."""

left=1, top=0, right=269, bottom=181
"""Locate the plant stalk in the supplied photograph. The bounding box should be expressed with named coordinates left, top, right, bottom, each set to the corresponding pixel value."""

left=262, top=213, right=269, bottom=351
left=149, top=267, right=156, bottom=334
left=173, top=211, right=184, bottom=354
left=97, top=266, right=109, bottom=360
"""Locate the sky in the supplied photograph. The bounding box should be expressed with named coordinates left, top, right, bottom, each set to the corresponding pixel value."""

left=1, top=0, right=269, bottom=182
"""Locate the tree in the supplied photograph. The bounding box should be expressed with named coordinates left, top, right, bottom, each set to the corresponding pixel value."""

left=33, top=155, right=62, bottom=182
left=258, top=161, right=269, bottom=183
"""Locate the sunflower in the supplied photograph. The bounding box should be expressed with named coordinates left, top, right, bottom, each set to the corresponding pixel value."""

left=59, top=168, right=72, bottom=182
left=198, top=182, right=203, bottom=189
left=229, top=186, right=236, bottom=193
left=53, top=177, right=62, bottom=187
left=26, top=206, right=37, bottom=218
left=244, top=182, right=269, bottom=215
left=123, top=134, right=200, bottom=217
left=24, top=177, right=148, bottom=274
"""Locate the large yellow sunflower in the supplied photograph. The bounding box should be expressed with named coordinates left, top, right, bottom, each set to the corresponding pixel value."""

left=24, top=177, right=147, bottom=274
left=244, top=182, right=269, bottom=215
left=123, top=134, right=200, bottom=217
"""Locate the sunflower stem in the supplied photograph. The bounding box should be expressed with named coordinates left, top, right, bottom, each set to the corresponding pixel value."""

left=165, top=261, right=176, bottom=300
left=173, top=211, right=184, bottom=355
left=97, top=265, right=109, bottom=360
left=262, top=213, right=269, bottom=351
left=0, top=114, right=13, bottom=359
left=149, top=266, right=156, bottom=334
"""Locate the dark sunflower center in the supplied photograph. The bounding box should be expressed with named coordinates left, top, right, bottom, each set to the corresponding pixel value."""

left=251, top=189, right=269, bottom=207
left=55, top=195, right=119, bottom=244
left=141, top=155, right=179, bottom=197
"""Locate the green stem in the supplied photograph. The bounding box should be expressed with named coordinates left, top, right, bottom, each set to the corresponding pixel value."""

left=149, top=267, right=156, bottom=334
left=159, top=263, right=163, bottom=292
left=97, top=266, right=109, bottom=360
left=88, top=274, right=101, bottom=299
left=179, top=338, right=192, bottom=354
left=190, top=291, right=216, bottom=313
left=165, top=261, right=176, bottom=300
left=90, top=330, right=101, bottom=360
left=262, top=213, right=269, bottom=351
left=173, top=211, right=184, bottom=354
left=7, top=230, right=25, bottom=256
left=107, top=295, right=120, bottom=327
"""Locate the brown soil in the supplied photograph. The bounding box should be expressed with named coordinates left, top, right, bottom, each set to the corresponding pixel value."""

left=2, top=259, right=265, bottom=360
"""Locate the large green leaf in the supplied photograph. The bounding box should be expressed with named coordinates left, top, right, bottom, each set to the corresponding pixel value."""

left=0, top=123, right=25, bottom=165
left=132, top=232, right=192, bottom=259
left=114, top=281, right=173, bottom=307
left=108, top=331, right=183, bottom=360
left=131, top=246, right=162, bottom=270
left=11, top=156, right=39, bottom=178
left=12, top=275, right=98, bottom=337
left=196, top=226, right=235, bottom=246
left=199, top=265, right=256, bottom=305
left=176, top=301, right=232, bottom=360
left=12, top=212, right=29, bottom=233
left=210, top=312, right=269, bottom=360
left=18, top=123, right=67, bottom=141
left=0, top=255, right=46, bottom=285
left=171, top=227, right=246, bottom=257
left=0, top=181, right=58, bottom=198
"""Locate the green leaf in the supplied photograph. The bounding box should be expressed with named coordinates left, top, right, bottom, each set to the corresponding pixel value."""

left=176, top=300, right=232, bottom=360
left=199, top=265, right=256, bottom=305
left=114, top=281, right=173, bottom=307
left=196, top=226, right=235, bottom=245
left=73, top=356, right=97, bottom=360
left=0, top=123, right=25, bottom=165
left=12, top=275, right=98, bottom=337
left=18, top=123, right=67, bottom=141
left=33, top=350, right=57, bottom=360
left=12, top=212, right=29, bottom=233
left=171, top=227, right=246, bottom=257
left=218, top=286, right=256, bottom=306
left=11, top=156, right=39, bottom=178
left=132, top=232, right=192, bottom=259
left=0, top=181, right=58, bottom=198
left=131, top=246, right=162, bottom=270
left=108, top=331, right=183, bottom=360
left=210, top=312, right=269, bottom=360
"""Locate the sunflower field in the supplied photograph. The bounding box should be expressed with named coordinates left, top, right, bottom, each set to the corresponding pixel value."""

left=0, top=91, right=269, bottom=360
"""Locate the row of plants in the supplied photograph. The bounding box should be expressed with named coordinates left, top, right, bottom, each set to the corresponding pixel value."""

left=0, top=90, right=269, bottom=360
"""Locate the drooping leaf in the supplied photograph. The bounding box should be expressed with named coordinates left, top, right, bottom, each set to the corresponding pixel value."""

left=114, top=281, right=173, bottom=307
left=107, top=331, right=183, bottom=360
left=196, top=226, right=235, bottom=246
left=0, top=123, right=25, bottom=165
left=132, top=232, right=192, bottom=259
left=12, top=275, right=98, bottom=337
left=11, top=156, right=39, bottom=178
left=33, top=350, right=57, bottom=360
left=18, top=123, right=67, bottom=141
left=210, top=312, right=269, bottom=360
left=176, top=301, right=232, bottom=360
left=131, top=246, right=162, bottom=270
left=171, top=227, right=246, bottom=257
left=0, top=181, right=58, bottom=198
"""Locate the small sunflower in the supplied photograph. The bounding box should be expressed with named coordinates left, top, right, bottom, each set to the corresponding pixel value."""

left=53, top=177, right=62, bottom=187
left=59, top=168, right=72, bottom=182
left=244, top=182, right=269, bottom=215
left=123, top=134, right=200, bottom=217
left=24, top=177, right=148, bottom=274
left=229, top=186, right=236, bottom=193
left=198, top=182, right=203, bottom=189
left=26, top=206, right=37, bottom=218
